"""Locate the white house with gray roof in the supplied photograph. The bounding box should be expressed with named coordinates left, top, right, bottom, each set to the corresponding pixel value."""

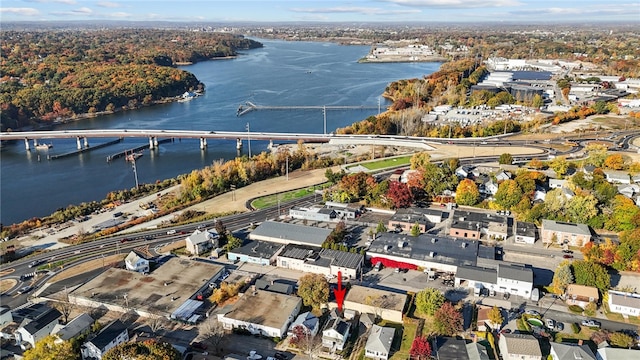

left=250, top=221, right=332, bottom=248
left=541, top=219, right=591, bottom=247
left=497, top=264, right=534, bottom=299
left=365, top=325, right=395, bottom=360
left=607, top=290, right=640, bottom=317
left=549, top=343, right=595, bottom=360
left=124, top=250, right=153, bottom=273
left=276, top=244, right=363, bottom=279
left=185, top=229, right=219, bottom=255
left=52, top=313, right=94, bottom=343
left=603, top=170, right=631, bottom=184
left=227, top=241, right=283, bottom=266
left=498, top=333, right=542, bottom=360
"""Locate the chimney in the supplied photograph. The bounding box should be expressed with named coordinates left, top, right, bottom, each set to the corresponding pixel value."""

left=578, top=339, right=583, bottom=346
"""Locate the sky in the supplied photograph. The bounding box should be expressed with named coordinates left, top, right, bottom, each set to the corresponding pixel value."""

left=0, top=0, right=639, bottom=23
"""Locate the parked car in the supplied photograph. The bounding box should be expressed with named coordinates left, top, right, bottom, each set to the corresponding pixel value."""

left=562, top=250, right=573, bottom=254
left=545, top=318, right=556, bottom=329
left=17, top=286, right=32, bottom=295
left=555, top=322, right=564, bottom=331
left=374, top=262, right=382, bottom=272
left=563, top=254, right=574, bottom=259
left=581, top=320, right=601, bottom=328
left=191, top=342, right=207, bottom=350
left=525, top=309, right=541, bottom=317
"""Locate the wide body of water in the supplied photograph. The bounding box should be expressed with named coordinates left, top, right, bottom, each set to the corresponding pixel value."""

left=1, top=39, right=441, bottom=225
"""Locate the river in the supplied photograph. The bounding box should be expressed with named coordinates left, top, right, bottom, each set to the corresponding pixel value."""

left=0, top=39, right=442, bottom=225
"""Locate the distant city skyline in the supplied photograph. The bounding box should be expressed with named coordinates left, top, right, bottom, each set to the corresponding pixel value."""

left=1, top=0, right=638, bottom=24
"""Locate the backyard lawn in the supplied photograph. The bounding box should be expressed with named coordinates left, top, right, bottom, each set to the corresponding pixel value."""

left=379, top=319, right=417, bottom=360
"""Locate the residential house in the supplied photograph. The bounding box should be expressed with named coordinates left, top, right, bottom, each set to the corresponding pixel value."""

left=497, top=333, right=542, bottom=360
left=249, top=221, right=332, bottom=248
left=433, top=337, right=489, bottom=360
left=549, top=179, right=567, bottom=189
left=603, top=170, right=631, bottom=184
left=480, top=181, right=499, bottom=196
left=15, top=307, right=62, bottom=349
left=549, top=342, right=596, bottom=360
left=124, top=249, right=153, bottom=273
left=0, top=307, right=12, bottom=327
left=607, top=290, right=640, bottom=317
left=456, top=165, right=476, bottom=179
left=596, top=347, right=639, bottom=360
left=276, top=244, right=363, bottom=279
left=455, top=265, right=498, bottom=293
left=364, top=325, right=395, bottom=360
left=287, top=311, right=319, bottom=338
left=449, top=210, right=508, bottom=241
left=496, top=170, right=512, bottom=182
left=514, top=221, right=537, bottom=245
left=566, top=284, right=599, bottom=308
left=617, top=184, right=639, bottom=199
left=322, top=317, right=350, bottom=352
left=400, top=169, right=420, bottom=184
left=255, top=279, right=294, bottom=295
left=541, top=219, right=592, bottom=247
left=185, top=229, right=219, bottom=255
left=81, top=319, right=129, bottom=360
left=497, top=264, right=534, bottom=299
left=476, top=305, right=501, bottom=332
left=52, top=313, right=94, bottom=343
left=217, top=290, right=301, bottom=338
left=340, top=286, right=406, bottom=323
left=227, top=241, right=283, bottom=266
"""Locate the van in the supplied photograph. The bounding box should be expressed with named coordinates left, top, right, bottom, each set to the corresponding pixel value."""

left=113, top=212, right=123, bottom=218
left=374, top=262, right=382, bottom=272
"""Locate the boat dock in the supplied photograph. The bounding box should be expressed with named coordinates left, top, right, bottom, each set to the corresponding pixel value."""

left=106, top=138, right=172, bottom=162
left=48, top=138, right=123, bottom=160
left=236, top=101, right=379, bottom=116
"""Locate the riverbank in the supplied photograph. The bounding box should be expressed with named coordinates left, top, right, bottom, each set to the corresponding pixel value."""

left=358, top=55, right=448, bottom=63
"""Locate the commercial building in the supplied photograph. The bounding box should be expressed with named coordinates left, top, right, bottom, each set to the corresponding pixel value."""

left=227, top=241, right=283, bottom=266
left=541, top=219, right=591, bottom=247
left=276, top=244, right=363, bottom=279
left=340, top=285, right=406, bottom=323
left=249, top=221, right=332, bottom=248
left=514, top=222, right=537, bottom=245
left=455, top=263, right=534, bottom=299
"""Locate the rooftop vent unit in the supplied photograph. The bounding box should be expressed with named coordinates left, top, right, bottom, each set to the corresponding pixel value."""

left=431, top=238, right=437, bottom=244
left=429, top=251, right=435, bottom=258
left=461, top=242, right=467, bottom=248
left=398, top=240, right=405, bottom=248
left=385, top=245, right=392, bottom=252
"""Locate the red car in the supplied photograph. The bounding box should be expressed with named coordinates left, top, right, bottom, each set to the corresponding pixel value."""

left=563, top=254, right=573, bottom=259
left=120, top=238, right=129, bottom=243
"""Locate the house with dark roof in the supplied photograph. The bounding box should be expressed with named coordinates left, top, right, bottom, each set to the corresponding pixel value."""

left=515, top=221, right=537, bottom=245
left=322, top=317, right=350, bottom=352
left=497, top=264, right=534, bottom=299
left=15, top=307, right=61, bottom=349
left=81, top=319, right=129, bottom=360
left=607, top=290, right=640, bottom=317
left=365, top=325, right=395, bottom=360
left=368, top=233, right=479, bottom=273
left=449, top=210, right=508, bottom=241
left=255, top=279, right=294, bottom=295
left=388, top=210, right=430, bottom=234
left=288, top=311, right=319, bottom=338
left=541, top=219, right=591, bottom=247
left=250, top=221, right=332, bottom=248
left=227, top=240, right=283, bottom=266
left=124, top=249, right=154, bottom=273
left=455, top=265, right=498, bottom=292
left=434, top=337, right=489, bottom=360
left=276, top=244, right=363, bottom=279
left=497, top=333, right=542, bottom=360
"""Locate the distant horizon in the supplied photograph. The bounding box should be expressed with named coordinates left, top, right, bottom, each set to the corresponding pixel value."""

left=1, top=1, right=638, bottom=24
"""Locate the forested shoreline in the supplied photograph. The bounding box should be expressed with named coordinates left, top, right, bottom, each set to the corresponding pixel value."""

left=0, top=29, right=262, bottom=131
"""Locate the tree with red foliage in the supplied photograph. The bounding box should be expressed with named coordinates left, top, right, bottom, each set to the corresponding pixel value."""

left=433, top=302, right=463, bottom=336
left=410, top=336, right=432, bottom=360
left=386, top=181, right=413, bottom=209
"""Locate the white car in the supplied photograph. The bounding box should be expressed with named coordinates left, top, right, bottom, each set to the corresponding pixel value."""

left=545, top=318, right=555, bottom=329
left=166, top=229, right=177, bottom=235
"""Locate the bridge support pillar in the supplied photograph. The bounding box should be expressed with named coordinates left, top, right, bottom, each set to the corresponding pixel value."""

left=83, top=137, right=89, bottom=148
left=76, top=137, right=82, bottom=150
left=236, top=138, right=243, bottom=150
left=24, top=138, right=30, bottom=151
left=33, top=139, right=39, bottom=147
left=149, top=137, right=155, bottom=150
left=153, top=137, right=158, bottom=147
left=200, top=138, right=207, bottom=150
left=268, top=140, right=273, bottom=149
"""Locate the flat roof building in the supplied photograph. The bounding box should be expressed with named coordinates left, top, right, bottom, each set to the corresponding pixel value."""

left=249, top=221, right=332, bottom=247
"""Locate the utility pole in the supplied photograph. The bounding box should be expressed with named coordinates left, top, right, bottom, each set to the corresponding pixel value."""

left=286, top=155, right=289, bottom=181
left=378, top=97, right=381, bottom=114
left=323, top=106, right=327, bottom=135
left=131, top=155, right=139, bottom=190
left=246, top=122, right=251, bottom=158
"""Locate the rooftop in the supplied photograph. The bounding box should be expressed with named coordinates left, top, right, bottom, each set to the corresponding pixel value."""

left=250, top=221, right=332, bottom=247
left=566, top=284, right=600, bottom=300
left=500, top=333, right=541, bottom=357
left=71, top=257, right=224, bottom=317
left=278, top=244, right=363, bottom=270
left=88, top=319, right=127, bottom=350
left=541, top=219, right=591, bottom=236
left=497, top=264, right=533, bottom=283
left=608, top=290, right=640, bottom=309
left=222, top=290, right=301, bottom=330
left=456, top=265, right=497, bottom=284
left=52, top=313, right=94, bottom=341
left=550, top=343, right=595, bottom=360
left=368, top=233, right=479, bottom=268
left=435, top=337, right=470, bottom=360
left=515, top=221, right=537, bottom=238
left=365, top=325, right=395, bottom=354
left=345, top=285, right=406, bottom=312
left=229, top=240, right=283, bottom=259
left=453, top=209, right=507, bottom=225
left=22, top=308, right=61, bottom=335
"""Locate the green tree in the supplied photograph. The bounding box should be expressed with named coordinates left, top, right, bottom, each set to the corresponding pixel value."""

left=297, top=273, right=329, bottom=314
left=24, top=335, right=77, bottom=360
left=410, top=152, right=431, bottom=171
left=375, top=221, right=387, bottom=234
left=416, top=287, right=445, bottom=316
left=498, top=153, right=513, bottom=165
left=549, top=157, right=570, bottom=178
left=572, top=260, right=610, bottom=293
left=609, top=332, right=634, bottom=348
left=488, top=306, right=503, bottom=330
left=455, top=179, right=480, bottom=206
left=494, top=179, right=523, bottom=209
left=410, top=222, right=421, bottom=237
left=532, top=94, right=544, bottom=108
left=103, top=339, right=181, bottom=360
left=551, top=260, right=574, bottom=294
left=225, top=234, right=243, bottom=252
left=566, top=195, right=599, bottom=224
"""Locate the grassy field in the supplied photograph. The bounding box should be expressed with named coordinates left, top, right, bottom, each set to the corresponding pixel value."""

left=349, top=155, right=412, bottom=171
left=380, top=319, right=417, bottom=360
left=250, top=184, right=327, bottom=209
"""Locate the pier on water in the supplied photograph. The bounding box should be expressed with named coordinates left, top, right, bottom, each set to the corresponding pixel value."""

left=236, top=101, right=379, bottom=116
left=106, top=138, right=173, bottom=162
left=48, top=138, right=123, bottom=160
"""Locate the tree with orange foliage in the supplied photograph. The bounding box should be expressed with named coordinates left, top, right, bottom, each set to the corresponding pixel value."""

left=604, top=153, right=625, bottom=170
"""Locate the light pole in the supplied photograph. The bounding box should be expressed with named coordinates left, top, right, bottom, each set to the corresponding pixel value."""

left=286, top=155, right=289, bottom=181
left=323, top=105, right=327, bottom=135
left=131, top=155, right=139, bottom=189
left=230, top=185, right=236, bottom=201
left=246, top=122, right=251, bottom=158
